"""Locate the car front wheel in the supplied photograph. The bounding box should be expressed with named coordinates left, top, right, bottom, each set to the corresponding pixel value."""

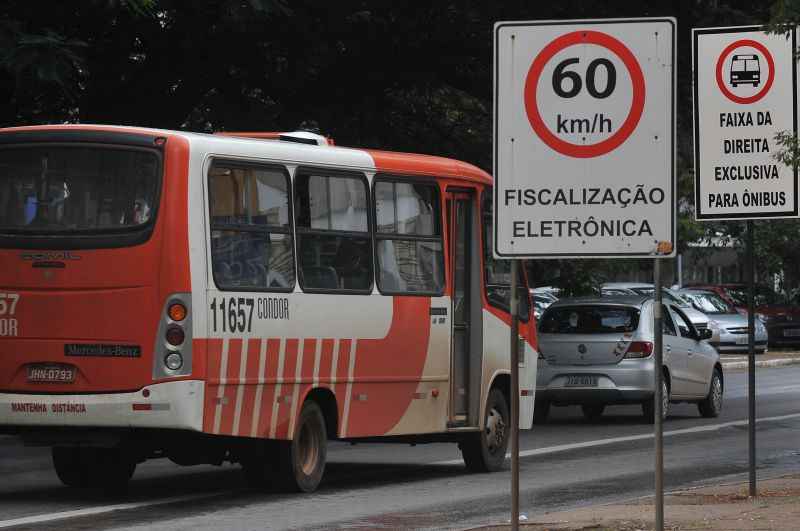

left=698, top=368, right=723, bottom=418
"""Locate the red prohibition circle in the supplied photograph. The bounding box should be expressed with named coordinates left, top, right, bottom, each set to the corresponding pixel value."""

left=524, top=30, right=646, bottom=159
left=715, top=39, right=775, bottom=104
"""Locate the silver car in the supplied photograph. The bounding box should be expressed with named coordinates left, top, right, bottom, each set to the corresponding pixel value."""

left=535, top=296, right=723, bottom=423
left=679, top=289, right=768, bottom=354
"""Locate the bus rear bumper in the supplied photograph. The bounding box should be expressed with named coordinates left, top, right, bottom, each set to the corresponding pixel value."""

left=0, top=380, right=204, bottom=432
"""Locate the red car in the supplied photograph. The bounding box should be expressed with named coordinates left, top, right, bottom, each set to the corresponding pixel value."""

left=687, top=284, right=800, bottom=348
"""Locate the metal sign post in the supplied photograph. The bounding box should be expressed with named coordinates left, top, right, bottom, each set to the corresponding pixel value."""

left=747, top=220, right=756, bottom=497
left=509, top=260, right=520, bottom=530
left=653, top=258, right=664, bottom=531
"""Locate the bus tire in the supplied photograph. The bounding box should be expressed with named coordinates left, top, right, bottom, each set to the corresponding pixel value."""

left=461, top=388, right=509, bottom=473
left=277, top=400, right=327, bottom=493
left=87, top=448, right=136, bottom=491
left=52, top=447, right=90, bottom=488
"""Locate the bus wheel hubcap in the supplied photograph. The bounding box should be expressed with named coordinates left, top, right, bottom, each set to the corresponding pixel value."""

left=298, top=422, right=320, bottom=476
left=485, top=407, right=506, bottom=454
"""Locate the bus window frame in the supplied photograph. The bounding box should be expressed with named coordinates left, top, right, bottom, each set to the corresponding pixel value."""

left=371, top=174, right=446, bottom=297
left=207, top=158, right=296, bottom=294
left=294, top=166, right=375, bottom=295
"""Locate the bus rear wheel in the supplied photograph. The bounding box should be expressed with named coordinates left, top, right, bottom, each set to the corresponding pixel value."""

left=53, top=446, right=135, bottom=490
left=461, top=388, right=509, bottom=472
left=53, top=447, right=90, bottom=488
left=277, top=400, right=327, bottom=493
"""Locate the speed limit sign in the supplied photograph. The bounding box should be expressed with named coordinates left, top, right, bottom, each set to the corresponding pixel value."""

left=493, top=19, right=675, bottom=258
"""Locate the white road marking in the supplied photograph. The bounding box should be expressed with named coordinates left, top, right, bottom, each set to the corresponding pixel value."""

left=434, top=412, right=800, bottom=465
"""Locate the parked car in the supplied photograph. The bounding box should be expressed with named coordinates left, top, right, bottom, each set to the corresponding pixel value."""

left=531, top=292, right=554, bottom=320
left=535, top=296, right=723, bottom=423
left=679, top=289, right=768, bottom=354
left=532, top=286, right=560, bottom=302
left=601, top=283, right=710, bottom=332
left=600, top=282, right=654, bottom=297
left=686, top=283, right=800, bottom=347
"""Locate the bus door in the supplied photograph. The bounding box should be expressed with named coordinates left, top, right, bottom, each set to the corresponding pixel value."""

left=446, top=189, right=482, bottom=427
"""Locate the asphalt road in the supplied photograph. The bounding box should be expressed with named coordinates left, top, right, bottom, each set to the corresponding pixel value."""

left=1, top=365, right=799, bottom=530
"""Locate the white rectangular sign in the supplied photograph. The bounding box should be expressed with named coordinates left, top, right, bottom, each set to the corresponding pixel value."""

left=693, top=26, right=798, bottom=220
left=493, top=18, right=676, bottom=259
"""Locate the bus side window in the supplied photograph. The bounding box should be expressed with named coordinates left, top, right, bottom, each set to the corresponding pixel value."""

left=373, top=179, right=444, bottom=295
left=207, top=161, right=294, bottom=292
left=294, top=170, right=373, bottom=293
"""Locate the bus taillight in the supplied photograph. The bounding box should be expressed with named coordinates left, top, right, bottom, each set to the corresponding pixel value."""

left=154, top=294, right=192, bottom=379
left=168, top=302, right=187, bottom=322
left=165, top=326, right=185, bottom=346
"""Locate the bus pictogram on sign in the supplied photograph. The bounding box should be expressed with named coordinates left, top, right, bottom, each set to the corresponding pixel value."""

left=715, top=39, right=775, bottom=104
left=523, top=30, right=646, bottom=158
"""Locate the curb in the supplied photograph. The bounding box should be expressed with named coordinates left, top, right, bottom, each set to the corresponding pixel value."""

left=721, top=357, right=800, bottom=370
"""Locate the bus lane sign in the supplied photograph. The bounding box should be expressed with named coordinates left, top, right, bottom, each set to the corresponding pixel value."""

left=493, top=18, right=675, bottom=258
left=693, top=26, right=798, bottom=220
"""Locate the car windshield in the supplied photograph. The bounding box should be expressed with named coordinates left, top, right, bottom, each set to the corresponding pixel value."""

left=681, top=291, right=736, bottom=314
left=540, top=305, right=640, bottom=334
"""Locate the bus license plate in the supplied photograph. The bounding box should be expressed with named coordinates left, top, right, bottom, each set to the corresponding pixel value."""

left=27, top=364, right=76, bottom=383
left=565, top=375, right=598, bottom=387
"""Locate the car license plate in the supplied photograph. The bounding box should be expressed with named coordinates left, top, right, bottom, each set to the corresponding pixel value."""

left=26, top=364, right=76, bottom=384
left=565, top=375, right=599, bottom=387
left=736, top=336, right=748, bottom=345
left=784, top=329, right=800, bottom=337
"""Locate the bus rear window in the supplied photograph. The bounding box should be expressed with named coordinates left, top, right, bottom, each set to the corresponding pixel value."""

left=0, top=146, right=160, bottom=234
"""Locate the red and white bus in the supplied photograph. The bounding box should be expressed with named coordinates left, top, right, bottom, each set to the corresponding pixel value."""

left=0, top=125, right=537, bottom=492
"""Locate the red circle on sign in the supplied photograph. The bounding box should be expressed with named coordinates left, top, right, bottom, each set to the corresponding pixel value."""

left=524, top=30, right=646, bottom=159
left=715, top=39, right=775, bottom=104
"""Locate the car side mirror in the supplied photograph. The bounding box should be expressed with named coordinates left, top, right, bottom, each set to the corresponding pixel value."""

left=698, top=328, right=713, bottom=341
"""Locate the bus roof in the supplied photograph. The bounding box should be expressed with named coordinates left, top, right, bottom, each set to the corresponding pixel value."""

left=0, top=124, right=492, bottom=186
